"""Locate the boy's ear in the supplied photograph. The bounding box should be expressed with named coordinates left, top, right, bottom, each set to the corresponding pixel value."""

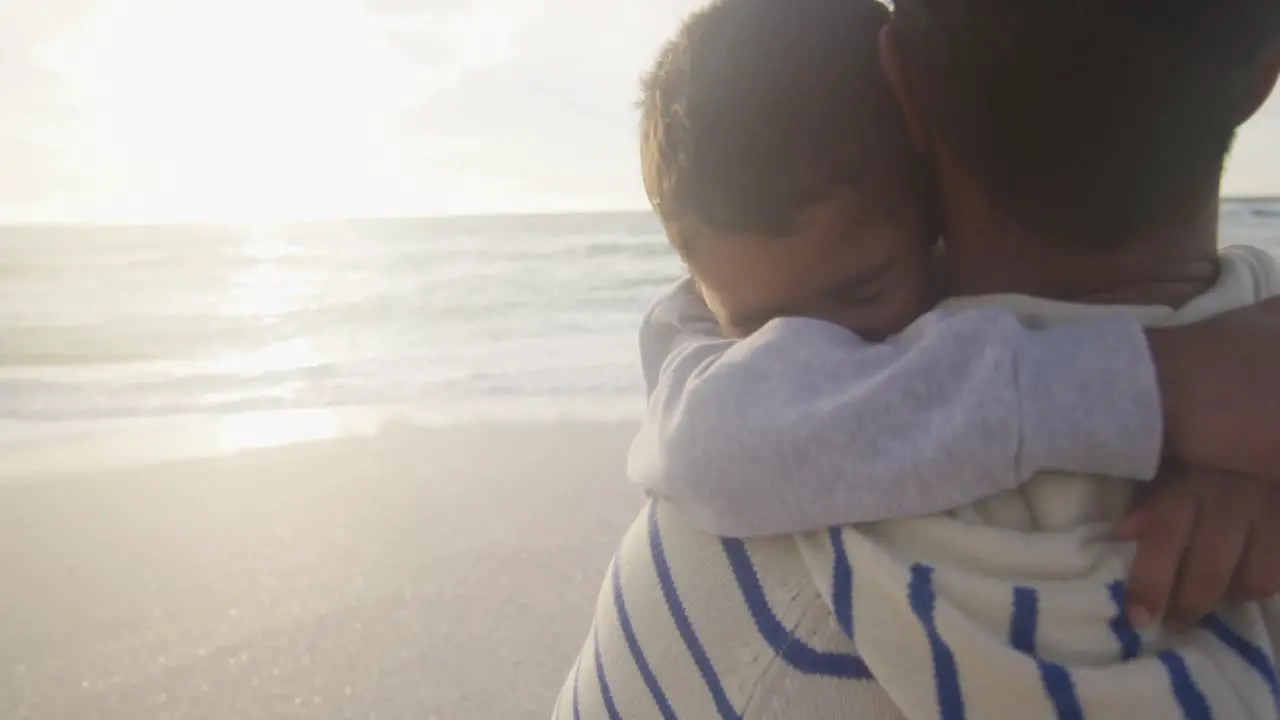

left=878, top=26, right=929, bottom=156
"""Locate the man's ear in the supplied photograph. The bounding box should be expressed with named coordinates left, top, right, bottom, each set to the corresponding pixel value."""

left=878, top=25, right=929, bottom=155
left=1238, top=50, right=1280, bottom=127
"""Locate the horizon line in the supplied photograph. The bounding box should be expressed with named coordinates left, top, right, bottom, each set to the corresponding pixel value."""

left=0, top=207, right=656, bottom=229
left=0, top=196, right=1276, bottom=229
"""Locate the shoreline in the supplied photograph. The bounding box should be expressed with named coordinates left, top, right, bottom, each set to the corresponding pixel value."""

left=0, top=408, right=644, bottom=482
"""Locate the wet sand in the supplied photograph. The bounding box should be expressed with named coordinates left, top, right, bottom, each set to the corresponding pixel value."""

left=0, top=422, right=642, bottom=719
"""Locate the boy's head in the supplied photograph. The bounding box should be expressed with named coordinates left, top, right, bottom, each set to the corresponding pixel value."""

left=640, top=0, right=936, bottom=339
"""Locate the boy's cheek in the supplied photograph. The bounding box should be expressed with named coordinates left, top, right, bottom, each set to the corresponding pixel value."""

left=694, top=283, right=753, bottom=338
left=705, top=304, right=746, bottom=339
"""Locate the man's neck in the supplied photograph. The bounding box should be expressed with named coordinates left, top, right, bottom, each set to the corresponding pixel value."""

left=939, top=170, right=1222, bottom=308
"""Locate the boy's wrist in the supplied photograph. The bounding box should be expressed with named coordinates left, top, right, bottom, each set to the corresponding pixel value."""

left=1144, top=320, right=1253, bottom=476
left=1144, top=314, right=1268, bottom=478
left=1149, top=296, right=1280, bottom=482
left=1144, top=326, right=1186, bottom=458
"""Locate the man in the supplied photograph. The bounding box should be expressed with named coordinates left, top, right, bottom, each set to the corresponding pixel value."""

left=557, top=0, right=1280, bottom=716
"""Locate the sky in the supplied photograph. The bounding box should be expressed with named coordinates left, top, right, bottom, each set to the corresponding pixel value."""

left=1, top=0, right=1278, bottom=223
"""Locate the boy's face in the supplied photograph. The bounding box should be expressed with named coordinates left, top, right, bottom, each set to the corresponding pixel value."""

left=689, top=187, right=936, bottom=341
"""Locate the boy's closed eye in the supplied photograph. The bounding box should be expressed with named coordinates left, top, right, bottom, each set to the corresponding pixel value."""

left=726, top=285, right=885, bottom=338
left=689, top=193, right=938, bottom=342
left=723, top=257, right=904, bottom=339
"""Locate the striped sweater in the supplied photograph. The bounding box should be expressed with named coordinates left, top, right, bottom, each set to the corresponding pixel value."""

left=555, top=246, right=1280, bottom=719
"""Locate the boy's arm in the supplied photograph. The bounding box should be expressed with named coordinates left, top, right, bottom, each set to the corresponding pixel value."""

left=628, top=278, right=1161, bottom=537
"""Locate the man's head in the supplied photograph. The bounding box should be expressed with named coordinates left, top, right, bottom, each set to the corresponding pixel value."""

left=640, top=0, right=937, bottom=339
left=885, top=0, right=1280, bottom=255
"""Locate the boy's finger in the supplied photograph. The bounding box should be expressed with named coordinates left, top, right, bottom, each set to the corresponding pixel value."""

left=1115, top=509, right=1144, bottom=541
left=1227, top=534, right=1276, bottom=601
left=1228, top=491, right=1280, bottom=600
left=1117, top=467, right=1173, bottom=542
left=1165, top=496, right=1246, bottom=631
left=1125, top=488, right=1197, bottom=628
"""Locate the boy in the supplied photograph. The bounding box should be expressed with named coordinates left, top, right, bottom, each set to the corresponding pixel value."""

left=627, top=0, right=1280, bottom=622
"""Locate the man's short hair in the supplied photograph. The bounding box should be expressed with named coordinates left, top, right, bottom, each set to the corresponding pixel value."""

left=892, top=0, right=1280, bottom=248
left=639, top=0, right=907, bottom=254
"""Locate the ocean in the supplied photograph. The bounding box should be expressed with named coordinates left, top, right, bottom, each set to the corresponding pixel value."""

left=2, top=201, right=1278, bottom=455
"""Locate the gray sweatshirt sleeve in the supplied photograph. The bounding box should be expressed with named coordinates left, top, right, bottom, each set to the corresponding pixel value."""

left=627, top=277, right=1163, bottom=538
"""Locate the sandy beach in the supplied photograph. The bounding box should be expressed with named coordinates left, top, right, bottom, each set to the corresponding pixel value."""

left=0, top=422, right=643, bottom=719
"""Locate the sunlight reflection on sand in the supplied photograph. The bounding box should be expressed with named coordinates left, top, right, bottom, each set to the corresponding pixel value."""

left=1, top=409, right=383, bottom=481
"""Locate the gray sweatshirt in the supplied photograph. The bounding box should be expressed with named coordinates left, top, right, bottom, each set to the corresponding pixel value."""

left=627, top=277, right=1164, bottom=537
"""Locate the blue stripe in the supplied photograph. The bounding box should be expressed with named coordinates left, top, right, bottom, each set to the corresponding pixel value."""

left=1107, top=581, right=1143, bottom=661
left=1039, top=664, right=1085, bottom=720
left=648, top=503, right=741, bottom=720
left=1202, top=614, right=1280, bottom=710
left=612, top=559, right=678, bottom=720
left=722, top=536, right=873, bottom=679
left=1010, top=587, right=1038, bottom=653
left=594, top=629, right=622, bottom=720
left=1010, top=587, right=1084, bottom=720
left=573, top=655, right=582, bottom=720
left=908, top=564, right=966, bottom=720
left=829, top=527, right=854, bottom=637
left=1158, top=650, right=1212, bottom=720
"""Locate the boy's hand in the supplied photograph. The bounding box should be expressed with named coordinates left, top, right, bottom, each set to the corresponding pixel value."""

left=1117, top=464, right=1280, bottom=631
left=1149, top=296, right=1280, bottom=478
left=1123, top=296, right=1280, bottom=629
